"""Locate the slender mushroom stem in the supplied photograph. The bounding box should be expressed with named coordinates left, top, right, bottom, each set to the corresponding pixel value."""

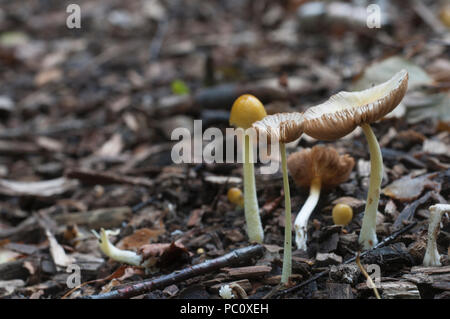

left=243, top=133, right=264, bottom=243
left=93, top=229, right=142, bottom=266
left=294, top=177, right=321, bottom=251
left=423, top=204, right=449, bottom=267
left=280, top=143, right=292, bottom=284
left=359, top=123, right=383, bottom=249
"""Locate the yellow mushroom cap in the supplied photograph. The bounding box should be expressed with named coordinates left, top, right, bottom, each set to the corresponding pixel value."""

left=332, top=203, right=353, bottom=226
left=252, top=112, right=304, bottom=144
left=227, top=187, right=244, bottom=207
left=303, top=70, right=409, bottom=140
left=287, top=145, right=354, bottom=189
left=229, top=94, right=267, bottom=129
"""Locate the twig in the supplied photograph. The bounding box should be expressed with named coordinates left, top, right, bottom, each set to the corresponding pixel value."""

left=412, top=0, right=447, bottom=34
left=273, top=222, right=417, bottom=298
left=80, top=244, right=264, bottom=299
left=356, top=252, right=381, bottom=299
left=131, top=197, right=155, bottom=213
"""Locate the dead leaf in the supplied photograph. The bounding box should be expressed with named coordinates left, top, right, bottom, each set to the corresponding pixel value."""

left=382, top=173, right=440, bottom=202
left=223, top=229, right=245, bottom=243
left=423, top=139, right=450, bottom=155
left=117, top=228, right=164, bottom=250
left=261, top=196, right=283, bottom=214
left=352, top=56, right=433, bottom=91
left=140, top=242, right=190, bottom=269
left=187, top=209, right=205, bottom=228
left=404, top=92, right=450, bottom=124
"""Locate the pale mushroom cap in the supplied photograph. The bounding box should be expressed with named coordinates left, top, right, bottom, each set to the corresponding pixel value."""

left=252, top=112, right=304, bottom=144
left=229, top=94, right=267, bottom=129
left=303, top=70, right=409, bottom=140
left=287, top=145, right=355, bottom=189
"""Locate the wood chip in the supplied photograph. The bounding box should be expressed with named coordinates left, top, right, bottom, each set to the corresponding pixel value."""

left=221, top=265, right=272, bottom=279
left=53, top=206, right=132, bottom=229
left=383, top=173, right=440, bottom=202
left=66, top=169, right=153, bottom=188
left=45, top=229, right=75, bottom=268
left=0, top=177, right=78, bottom=197
left=326, top=282, right=354, bottom=299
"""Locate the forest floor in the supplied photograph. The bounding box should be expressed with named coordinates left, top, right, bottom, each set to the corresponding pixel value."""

left=0, top=0, right=449, bottom=299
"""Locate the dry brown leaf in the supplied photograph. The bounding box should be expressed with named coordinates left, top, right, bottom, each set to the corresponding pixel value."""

left=139, top=242, right=190, bottom=269
left=187, top=209, right=205, bottom=228
left=117, top=228, right=164, bottom=250
left=382, top=173, right=440, bottom=202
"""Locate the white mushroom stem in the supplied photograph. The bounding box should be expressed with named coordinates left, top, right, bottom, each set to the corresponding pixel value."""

left=243, top=133, right=264, bottom=243
left=423, top=204, right=449, bottom=267
left=294, top=177, right=321, bottom=251
left=93, top=228, right=142, bottom=266
left=359, top=123, right=382, bottom=250
left=280, top=143, right=292, bottom=284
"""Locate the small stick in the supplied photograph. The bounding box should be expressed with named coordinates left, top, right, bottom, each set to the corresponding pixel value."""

left=80, top=244, right=264, bottom=299
left=356, top=252, right=381, bottom=299
left=272, top=221, right=417, bottom=298
left=131, top=197, right=155, bottom=213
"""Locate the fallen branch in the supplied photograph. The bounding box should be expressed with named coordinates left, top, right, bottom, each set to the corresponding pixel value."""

left=80, top=244, right=264, bottom=299
left=272, top=221, right=417, bottom=298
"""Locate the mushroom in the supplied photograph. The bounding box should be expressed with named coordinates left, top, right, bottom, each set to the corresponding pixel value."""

left=253, top=112, right=304, bottom=284
left=332, top=203, right=353, bottom=226
left=229, top=94, right=267, bottom=243
left=219, top=284, right=234, bottom=299
left=92, top=228, right=142, bottom=266
left=423, top=204, right=450, bottom=267
left=302, top=70, right=408, bottom=249
left=287, top=145, right=354, bottom=250
left=227, top=187, right=244, bottom=208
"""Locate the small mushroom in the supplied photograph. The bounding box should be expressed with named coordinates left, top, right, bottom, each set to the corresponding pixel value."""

left=253, top=112, right=304, bottom=284
left=332, top=203, right=353, bottom=226
left=92, top=228, right=142, bottom=266
left=302, top=70, right=408, bottom=249
left=229, top=94, right=267, bottom=243
left=423, top=204, right=450, bottom=267
left=287, top=145, right=354, bottom=250
left=227, top=187, right=244, bottom=208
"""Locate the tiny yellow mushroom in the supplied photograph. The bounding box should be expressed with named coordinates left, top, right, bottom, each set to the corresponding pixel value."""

left=229, top=94, right=267, bottom=243
left=332, top=203, right=353, bottom=226
left=227, top=187, right=244, bottom=208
